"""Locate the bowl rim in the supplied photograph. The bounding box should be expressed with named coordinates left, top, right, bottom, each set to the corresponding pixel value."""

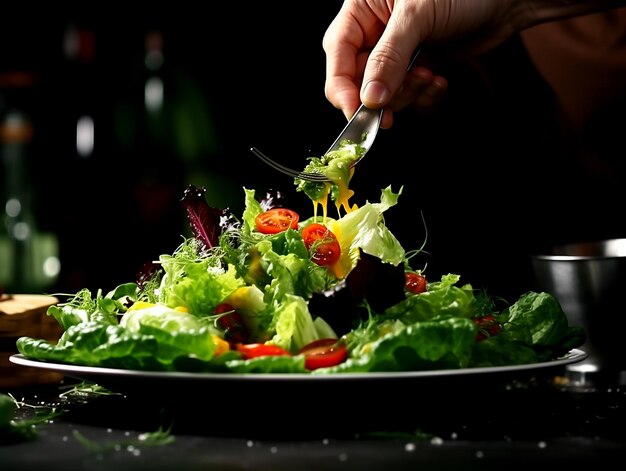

left=532, top=238, right=626, bottom=260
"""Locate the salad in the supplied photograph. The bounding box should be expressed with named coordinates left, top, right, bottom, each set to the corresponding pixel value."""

left=16, top=141, right=585, bottom=374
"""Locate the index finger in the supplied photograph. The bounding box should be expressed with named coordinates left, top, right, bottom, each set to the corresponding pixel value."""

left=322, top=6, right=385, bottom=119
left=360, top=3, right=427, bottom=108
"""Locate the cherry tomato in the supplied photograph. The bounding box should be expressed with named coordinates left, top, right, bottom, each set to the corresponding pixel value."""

left=472, top=315, right=502, bottom=341
left=255, top=208, right=299, bottom=234
left=405, top=272, right=427, bottom=294
left=214, top=303, right=249, bottom=344
left=301, top=223, right=341, bottom=266
left=236, top=343, right=291, bottom=359
left=298, top=338, right=348, bottom=370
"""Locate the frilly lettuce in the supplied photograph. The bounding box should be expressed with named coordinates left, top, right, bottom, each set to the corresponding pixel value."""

left=157, top=251, right=245, bottom=316
left=15, top=181, right=585, bottom=374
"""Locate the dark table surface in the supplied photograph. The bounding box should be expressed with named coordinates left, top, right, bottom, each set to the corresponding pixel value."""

left=1, top=362, right=625, bottom=471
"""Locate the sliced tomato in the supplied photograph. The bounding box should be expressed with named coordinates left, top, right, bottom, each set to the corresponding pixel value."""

left=301, top=223, right=341, bottom=266
left=472, top=315, right=502, bottom=341
left=214, top=303, right=249, bottom=344
left=255, top=208, right=299, bottom=234
left=236, top=343, right=291, bottom=359
left=298, top=338, right=348, bottom=370
left=404, top=272, right=427, bottom=294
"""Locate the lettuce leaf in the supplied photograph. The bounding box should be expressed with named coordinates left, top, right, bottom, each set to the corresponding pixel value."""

left=383, top=274, right=478, bottom=323
left=158, top=257, right=245, bottom=316
left=315, top=317, right=477, bottom=374
left=268, top=294, right=336, bottom=353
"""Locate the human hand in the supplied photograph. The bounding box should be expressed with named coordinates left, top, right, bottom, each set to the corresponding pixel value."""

left=384, top=65, right=448, bottom=128
left=322, top=0, right=523, bottom=128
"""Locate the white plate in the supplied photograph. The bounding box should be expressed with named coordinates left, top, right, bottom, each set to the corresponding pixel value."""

left=10, top=349, right=586, bottom=382
left=10, top=350, right=587, bottom=435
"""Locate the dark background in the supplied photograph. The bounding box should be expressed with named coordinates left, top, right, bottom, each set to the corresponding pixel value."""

left=1, top=3, right=625, bottom=302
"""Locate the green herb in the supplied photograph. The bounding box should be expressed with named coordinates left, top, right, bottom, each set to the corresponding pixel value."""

left=59, top=381, right=122, bottom=400
left=0, top=392, right=65, bottom=442
left=72, top=426, right=175, bottom=453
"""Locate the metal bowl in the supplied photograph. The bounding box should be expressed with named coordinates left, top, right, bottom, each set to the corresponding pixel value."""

left=531, top=238, right=626, bottom=378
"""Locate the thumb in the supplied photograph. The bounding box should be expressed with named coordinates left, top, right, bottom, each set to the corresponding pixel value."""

left=360, top=10, right=423, bottom=109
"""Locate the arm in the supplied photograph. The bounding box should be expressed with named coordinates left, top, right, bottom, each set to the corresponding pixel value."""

left=323, top=0, right=626, bottom=126
left=528, top=0, right=626, bottom=25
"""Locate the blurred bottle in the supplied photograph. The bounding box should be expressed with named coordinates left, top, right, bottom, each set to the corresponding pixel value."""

left=110, top=26, right=227, bottom=272
left=128, top=28, right=189, bottom=266
left=0, top=72, right=60, bottom=294
left=48, top=21, right=104, bottom=291
left=62, top=22, right=97, bottom=161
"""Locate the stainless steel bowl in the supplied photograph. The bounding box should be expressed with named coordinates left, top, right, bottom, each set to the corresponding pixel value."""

left=531, top=238, right=626, bottom=378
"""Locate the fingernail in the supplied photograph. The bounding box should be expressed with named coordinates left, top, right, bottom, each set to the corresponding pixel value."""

left=362, top=81, right=390, bottom=107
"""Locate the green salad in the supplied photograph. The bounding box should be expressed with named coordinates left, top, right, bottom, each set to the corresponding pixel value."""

left=16, top=142, right=585, bottom=374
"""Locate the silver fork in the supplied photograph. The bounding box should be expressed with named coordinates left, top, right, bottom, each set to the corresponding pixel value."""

left=250, top=104, right=381, bottom=182
left=250, top=104, right=382, bottom=182
left=250, top=146, right=330, bottom=181
left=253, top=50, right=421, bottom=182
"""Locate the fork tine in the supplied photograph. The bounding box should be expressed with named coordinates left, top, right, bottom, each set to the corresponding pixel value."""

left=250, top=147, right=299, bottom=177
left=250, top=147, right=329, bottom=182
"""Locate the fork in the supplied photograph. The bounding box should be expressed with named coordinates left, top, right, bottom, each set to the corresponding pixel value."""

left=250, top=105, right=381, bottom=182
left=253, top=50, right=421, bottom=181
left=250, top=146, right=330, bottom=181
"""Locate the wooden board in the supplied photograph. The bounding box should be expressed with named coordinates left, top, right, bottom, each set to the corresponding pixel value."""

left=0, top=294, right=63, bottom=388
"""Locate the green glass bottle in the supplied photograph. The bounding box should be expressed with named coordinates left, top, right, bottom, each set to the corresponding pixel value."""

left=0, top=72, right=59, bottom=294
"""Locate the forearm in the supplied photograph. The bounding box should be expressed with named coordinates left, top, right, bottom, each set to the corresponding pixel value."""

left=523, top=0, right=626, bottom=28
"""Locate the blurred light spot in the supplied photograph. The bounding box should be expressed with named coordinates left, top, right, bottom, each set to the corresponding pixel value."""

left=6, top=198, right=21, bottom=217
left=76, top=115, right=94, bottom=158
left=43, top=256, right=61, bottom=278
left=12, top=221, right=30, bottom=240
left=145, top=77, right=164, bottom=113
left=568, top=363, right=599, bottom=373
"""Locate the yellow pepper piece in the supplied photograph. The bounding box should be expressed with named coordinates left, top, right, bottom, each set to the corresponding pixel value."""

left=211, top=335, right=230, bottom=356
left=126, top=301, right=156, bottom=312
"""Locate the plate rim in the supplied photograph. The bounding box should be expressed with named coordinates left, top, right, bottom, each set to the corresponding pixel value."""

left=9, top=349, right=587, bottom=382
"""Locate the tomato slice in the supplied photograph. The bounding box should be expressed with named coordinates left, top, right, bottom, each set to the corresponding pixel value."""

left=255, top=208, right=299, bottom=234
left=214, top=303, right=249, bottom=344
left=405, top=272, right=427, bottom=294
left=472, top=315, right=502, bottom=341
left=298, top=338, right=348, bottom=370
left=236, top=343, right=291, bottom=359
left=301, top=223, right=341, bottom=266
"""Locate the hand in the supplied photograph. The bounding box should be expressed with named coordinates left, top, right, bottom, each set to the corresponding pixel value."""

left=384, top=65, right=448, bottom=128
left=321, top=0, right=530, bottom=128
